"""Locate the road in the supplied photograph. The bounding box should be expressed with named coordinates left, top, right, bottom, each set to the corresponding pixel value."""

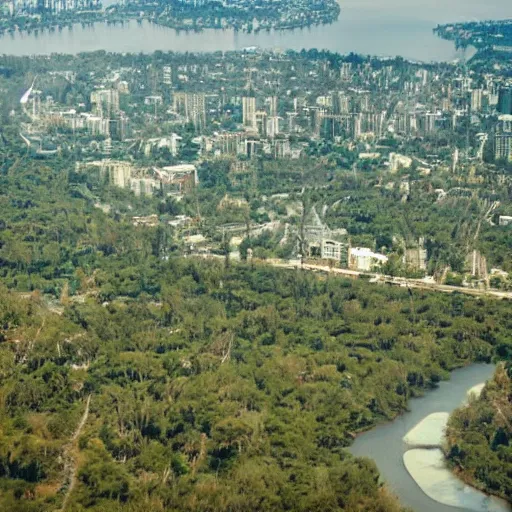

left=194, top=252, right=511, bottom=300
left=269, top=260, right=512, bottom=299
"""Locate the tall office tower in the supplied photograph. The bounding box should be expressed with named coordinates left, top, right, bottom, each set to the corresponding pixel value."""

left=452, top=147, right=459, bottom=172
left=267, top=96, right=278, bottom=117
left=395, top=112, right=407, bottom=134
left=416, top=69, right=428, bottom=87
left=352, top=113, right=362, bottom=139
left=371, top=112, right=386, bottom=137
left=495, top=115, right=512, bottom=161
left=173, top=92, right=187, bottom=116
left=498, top=87, right=512, bottom=115
left=187, top=93, right=206, bottom=132
left=340, top=94, right=349, bottom=114
left=256, top=111, right=267, bottom=137
left=407, top=113, right=417, bottom=133
left=359, top=95, right=370, bottom=112
left=332, top=92, right=349, bottom=115
left=498, top=115, right=512, bottom=133
left=91, top=89, right=120, bottom=118
left=287, top=112, right=297, bottom=133
left=423, top=112, right=437, bottom=133
left=312, top=108, right=325, bottom=138
left=266, top=116, right=280, bottom=138
left=173, top=92, right=206, bottom=132
left=340, top=62, right=352, bottom=81
left=163, top=66, right=172, bottom=86
left=242, top=96, right=257, bottom=131
left=461, top=77, right=473, bottom=93
left=109, top=114, right=130, bottom=141
left=495, top=133, right=512, bottom=161
left=471, top=89, right=483, bottom=112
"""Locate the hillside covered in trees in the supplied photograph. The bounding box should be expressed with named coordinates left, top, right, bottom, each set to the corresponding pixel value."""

left=1, top=159, right=512, bottom=511
left=446, top=363, right=512, bottom=503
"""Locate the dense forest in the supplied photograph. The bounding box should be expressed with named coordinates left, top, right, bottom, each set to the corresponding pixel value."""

left=0, top=48, right=511, bottom=510
left=1, top=158, right=512, bottom=511
left=446, top=363, right=512, bottom=503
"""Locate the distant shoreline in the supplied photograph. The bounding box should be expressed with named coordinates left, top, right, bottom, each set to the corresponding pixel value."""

left=0, top=0, right=341, bottom=38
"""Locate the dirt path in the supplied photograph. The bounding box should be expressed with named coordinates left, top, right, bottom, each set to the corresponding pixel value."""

left=59, top=394, right=91, bottom=511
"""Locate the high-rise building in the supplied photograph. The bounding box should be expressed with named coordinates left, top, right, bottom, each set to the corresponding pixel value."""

left=395, top=112, right=407, bottom=134
left=364, top=112, right=385, bottom=136
left=109, top=114, right=130, bottom=141
left=267, top=96, right=278, bottom=117
left=173, top=92, right=187, bottom=116
left=452, top=147, right=459, bottom=172
left=358, top=94, right=370, bottom=113
left=10, top=0, right=101, bottom=15
left=416, top=69, right=429, bottom=87
left=266, top=116, right=280, bottom=138
left=423, top=112, right=437, bottom=134
left=407, top=113, right=417, bottom=133
left=470, top=89, right=483, bottom=112
left=255, top=111, right=267, bottom=137
left=352, top=113, right=362, bottom=139
left=90, top=89, right=120, bottom=118
left=498, top=87, right=512, bottom=115
left=163, top=66, right=172, bottom=86
left=287, top=112, right=298, bottom=133
left=216, top=132, right=244, bottom=156
left=495, top=115, right=512, bottom=161
left=242, top=97, right=257, bottom=131
left=31, top=93, right=41, bottom=118
left=332, top=92, right=349, bottom=115
left=173, top=92, right=206, bottom=132
left=340, top=62, right=352, bottom=81
left=244, top=139, right=261, bottom=159
left=495, top=134, right=512, bottom=161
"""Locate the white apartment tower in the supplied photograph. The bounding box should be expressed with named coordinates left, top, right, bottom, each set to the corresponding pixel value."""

left=163, top=66, right=172, bottom=86
left=173, top=92, right=206, bottom=132
left=90, top=89, right=120, bottom=118
left=495, top=115, right=512, bottom=161
left=471, top=89, right=483, bottom=112
left=242, top=96, right=257, bottom=131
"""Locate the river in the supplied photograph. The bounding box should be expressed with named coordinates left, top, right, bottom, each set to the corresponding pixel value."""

left=1, top=0, right=512, bottom=61
left=349, top=364, right=511, bottom=512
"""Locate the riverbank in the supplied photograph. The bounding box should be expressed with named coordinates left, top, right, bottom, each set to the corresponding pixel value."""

left=445, top=364, right=512, bottom=505
left=404, top=449, right=510, bottom=512
left=349, top=364, right=511, bottom=512
left=400, top=405, right=510, bottom=512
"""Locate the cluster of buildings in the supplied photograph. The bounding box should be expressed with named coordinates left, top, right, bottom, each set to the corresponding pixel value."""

left=495, top=115, right=512, bottom=162
left=19, top=53, right=512, bottom=167
left=75, top=160, right=197, bottom=198
left=4, top=0, right=100, bottom=15
left=154, top=60, right=512, bottom=163
left=13, top=51, right=511, bottom=285
left=494, top=85, right=512, bottom=160
left=23, top=86, right=130, bottom=149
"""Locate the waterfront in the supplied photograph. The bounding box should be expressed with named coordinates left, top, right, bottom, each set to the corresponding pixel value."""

left=349, top=364, right=511, bottom=512
left=1, top=0, right=511, bottom=61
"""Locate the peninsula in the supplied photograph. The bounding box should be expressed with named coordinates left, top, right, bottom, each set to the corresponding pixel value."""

left=0, top=0, right=341, bottom=36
